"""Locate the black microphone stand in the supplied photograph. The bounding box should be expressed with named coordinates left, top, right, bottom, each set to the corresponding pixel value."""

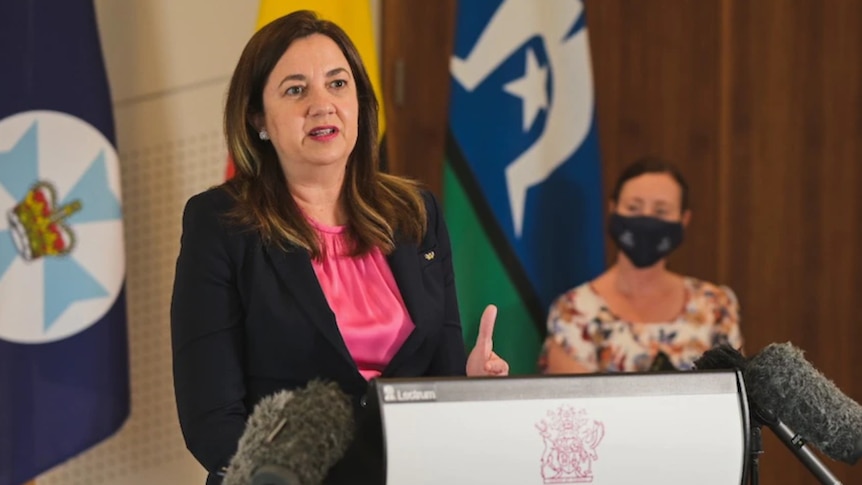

left=750, top=405, right=843, bottom=485
left=747, top=418, right=764, bottom=485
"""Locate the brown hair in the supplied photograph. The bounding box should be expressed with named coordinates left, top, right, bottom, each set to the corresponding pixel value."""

left=222, top=10, right=425, bottom=258
left=611, top=156, right=690, bottom=212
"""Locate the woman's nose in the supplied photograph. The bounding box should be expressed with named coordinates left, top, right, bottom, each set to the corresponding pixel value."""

left=307, top=92, right=335, bottom=117
left=308, top=103, right=334, bottom=117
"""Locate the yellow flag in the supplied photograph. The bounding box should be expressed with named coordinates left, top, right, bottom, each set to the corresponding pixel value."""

left=256, top=1, right=385, bottom=136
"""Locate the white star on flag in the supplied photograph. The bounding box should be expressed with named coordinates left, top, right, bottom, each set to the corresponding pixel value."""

left=504, top=47, right=548, bottom=132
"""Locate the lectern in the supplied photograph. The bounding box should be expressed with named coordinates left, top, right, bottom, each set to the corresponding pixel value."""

left=368, top=370, right=750, bottom=485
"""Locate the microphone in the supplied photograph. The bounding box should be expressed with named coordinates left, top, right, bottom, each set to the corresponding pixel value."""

left=222, top=381, right=355, bottom=485
left=694, top=343, right=860, bottom=485
left=691, top=344, right=747, bottom=372
left=745, top=342, right=862, bottom=465
left=648, top=350, right=678, bottom=371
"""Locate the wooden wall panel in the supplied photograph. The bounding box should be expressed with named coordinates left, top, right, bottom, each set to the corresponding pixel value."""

left=584, top=0, right=726, bottom=281
left=726, top=1, right=862, bottom=483
left=379, top=0, right=456, bottom=196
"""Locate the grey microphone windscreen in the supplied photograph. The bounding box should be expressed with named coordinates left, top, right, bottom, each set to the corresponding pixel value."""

left=222, top=380, right=355, bottom=485
left=745, top=342, right=862, bottom=464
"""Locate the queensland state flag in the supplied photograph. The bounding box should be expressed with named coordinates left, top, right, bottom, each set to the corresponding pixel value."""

left=0, top=1, right=130, bottom=484
left=226, top=0, right=384, bottom=179
left=445, top=0, right=605, bottom=373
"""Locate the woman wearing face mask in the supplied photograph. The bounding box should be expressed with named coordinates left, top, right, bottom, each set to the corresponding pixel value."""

left=539, top=157, right=743, bottom=373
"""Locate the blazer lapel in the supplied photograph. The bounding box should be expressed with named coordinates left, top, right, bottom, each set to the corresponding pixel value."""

left=383, top=240, right=432, bottom=375
left=263, top=243, right=356, bottom=369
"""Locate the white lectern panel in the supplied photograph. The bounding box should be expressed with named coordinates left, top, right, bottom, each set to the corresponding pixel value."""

left=371, top=371, right=747, bottom=485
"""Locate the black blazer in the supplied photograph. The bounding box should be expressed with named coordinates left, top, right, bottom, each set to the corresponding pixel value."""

left=170, top=186, right=467, bottom=485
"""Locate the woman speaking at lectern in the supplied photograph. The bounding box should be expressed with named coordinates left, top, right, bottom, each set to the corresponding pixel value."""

left=170, top=10, right=508, bottom=485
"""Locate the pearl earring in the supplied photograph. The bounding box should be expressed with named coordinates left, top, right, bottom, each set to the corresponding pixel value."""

left=259, top=130, right=269, bottom=141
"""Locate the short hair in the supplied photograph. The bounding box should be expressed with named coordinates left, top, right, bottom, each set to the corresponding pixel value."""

left=610, top=156, right=689, bottom=211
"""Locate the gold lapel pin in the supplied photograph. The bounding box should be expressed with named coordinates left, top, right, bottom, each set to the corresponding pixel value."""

left=423, top=250, right=435, bottom=261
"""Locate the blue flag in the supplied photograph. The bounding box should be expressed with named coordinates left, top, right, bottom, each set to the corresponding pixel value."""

left=444, top=0, right=605, bottom=372
left=0, top=1, right=130, bottom=483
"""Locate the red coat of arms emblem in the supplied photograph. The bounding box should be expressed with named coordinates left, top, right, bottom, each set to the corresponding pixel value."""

left=536, top=405, right=605, bottom=483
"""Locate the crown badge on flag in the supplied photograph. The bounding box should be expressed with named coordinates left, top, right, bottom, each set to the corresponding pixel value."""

left=0, top=111, right=125, bottom=343
left=7, top=181, right=82, bottom=261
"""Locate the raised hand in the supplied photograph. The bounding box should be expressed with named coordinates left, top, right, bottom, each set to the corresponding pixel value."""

left=466, top=304, right=510, bottom=377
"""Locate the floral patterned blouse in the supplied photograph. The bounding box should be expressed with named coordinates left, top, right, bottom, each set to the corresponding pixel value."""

left=539, top=277, right=743, bottom=373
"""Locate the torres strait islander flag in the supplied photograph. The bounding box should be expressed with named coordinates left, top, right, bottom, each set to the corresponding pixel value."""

left=0, top=1, right=130, bottom=484
left=445, top=0, right=606, bottom=373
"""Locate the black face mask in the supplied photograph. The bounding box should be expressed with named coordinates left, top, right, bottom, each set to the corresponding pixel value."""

left=608, top=214, right=684, bottom=268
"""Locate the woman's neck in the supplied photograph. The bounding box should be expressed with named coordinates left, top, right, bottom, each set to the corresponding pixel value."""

left=281, top=159, right=348, bottom=226
left=288, top=178, right=345, bottom=227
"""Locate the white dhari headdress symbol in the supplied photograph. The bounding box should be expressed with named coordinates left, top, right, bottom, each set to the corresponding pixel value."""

left=451, top=0, right=594, bottom=238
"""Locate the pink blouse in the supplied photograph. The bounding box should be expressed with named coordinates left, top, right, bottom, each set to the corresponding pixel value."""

left=309, top=219, right=414, bottom=380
